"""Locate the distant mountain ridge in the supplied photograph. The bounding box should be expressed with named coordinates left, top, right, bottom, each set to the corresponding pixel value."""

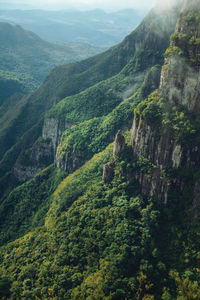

left=0, top=22, right=103, bottom=103
left=1, top=1, right=200, bottom=299
left=0, top=9, right=146, bottom=47
left=0, top=0, right=181, bottom=207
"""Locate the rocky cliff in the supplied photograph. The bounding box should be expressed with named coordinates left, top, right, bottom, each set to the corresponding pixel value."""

left=0, top=2, right=200, bottom=298
left=129, top=0, right=200, bottom=210
left=44, top=1, right=182, bottom=176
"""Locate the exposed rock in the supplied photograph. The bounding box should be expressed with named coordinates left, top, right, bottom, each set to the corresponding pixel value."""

left=172, top=145, right=182, bottom=168
left=102, top=130, right=125, bottom=184
left=113, top=130, right=126, bottom=157
left=42, top=118, right=66, bottom=155
left=131, top=112, right=200, bottom=203
left=130, top=0, right=200, bottom=206
left=14, top=139, right=53, bottom=182
left=159, top=0, right=200, bottom=113
left=55, top=149, right=85, bottom=174
left=14, top=166, right=44, bottom=183
left=140, top=65, right=162, bottom=99
left=131, top=116, right=176, bottom=169
left=135, top=168, right=171, bottom=204
left=160, top=56, right=200, bottom=112
left=102, top=161, right=115, bottom=184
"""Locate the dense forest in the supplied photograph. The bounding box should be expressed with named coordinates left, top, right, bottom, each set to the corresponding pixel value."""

left=0, top=0, right=199, bottom=299
left=0, top=22, right=103, bottom=103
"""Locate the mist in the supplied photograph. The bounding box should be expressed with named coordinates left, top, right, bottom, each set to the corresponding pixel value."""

left=155, top=0, right=184, bottom=11
left=0, top=0, right=156, bottom=11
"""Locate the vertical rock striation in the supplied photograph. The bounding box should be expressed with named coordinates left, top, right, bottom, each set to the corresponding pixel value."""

left=113, top=130, right=126, bottom=157
left=130, top=0, right=200, bottom=206
left=42, top=118, right=66, bottom=155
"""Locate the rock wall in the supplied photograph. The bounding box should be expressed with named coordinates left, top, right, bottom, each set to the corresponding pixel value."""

left=130, top=0, right=200, bottom=204
left=14, top=139, right=53, bottom=182
left=42, top=118, right=66, bottom=155
left=55, top=148, right=86, bottom=174
left=160, top=0, right=200, bottom=112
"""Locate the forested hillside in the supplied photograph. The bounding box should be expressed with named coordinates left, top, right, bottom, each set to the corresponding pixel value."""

left=0, top=1, right=179, bottom=202
left=0, top=22, right=103, bottom=103
left=0, top=0, right=200, bottom=299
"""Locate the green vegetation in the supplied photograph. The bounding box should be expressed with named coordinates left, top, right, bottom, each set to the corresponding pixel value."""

left=0, top=76, right=24, bottom=105
left=134, top=90, right=200, bottom=144
left=170, top=32, right=189, bottom=53
left=0, top=165, right=66, bottom=245
left=167, top=12, right=200, bottom=67
left=135, top=91, right=163, bottom=125
left=183, top=11, right=200, bottom=26
left=1, top=3, right=199, bottom=299
left=0, top=4, right=169, bottom=190
left=0, top=143, right=199, bottom=299
left=0, top=70, right=38, bottom=94
left=56, top=95, right=139, bottom=172
left=189, top=36, right=200, bottom=46
left=0, top=2, right=175, bottom=170
left=0, top=277, right=11, bottom=299
left=162, top=109, right=200, bottom=144
left=0, top=22, right=103, bottom=94
left=47, top=78, right=123, bottom=123
left=164, top=46, right=183, bottom=58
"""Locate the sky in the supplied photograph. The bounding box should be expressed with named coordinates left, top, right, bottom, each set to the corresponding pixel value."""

left=1, top=0, right=157, bottom=11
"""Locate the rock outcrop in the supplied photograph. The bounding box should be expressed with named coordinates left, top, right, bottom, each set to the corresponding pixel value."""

left=103, top=130, right=126, bottom=184
left=42, top=118, right=66, bottom=155
left=102, top=161, right=115, bottom=184
left=130, top=0, right=200, bottom=205
left=113, top=130, right=126, bottom=157
left=55, top=148, right=86, bottom=174
left=160, top=0, right=200, bottom=112
left=14, top=138, right=53, bottom=182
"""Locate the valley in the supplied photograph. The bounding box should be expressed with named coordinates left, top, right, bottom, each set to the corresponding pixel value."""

left=0, top=0, right=199, bottom=299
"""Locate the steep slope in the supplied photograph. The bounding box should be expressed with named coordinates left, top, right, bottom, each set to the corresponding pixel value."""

left=131, top=0, right=200, bottom=205
left=1, top=0, right=200, bottom=299
left=0, top=2, right=181, bottom=202
left=0, top=165, right=66, bottom=245
left=0, top=22, right=103, bottom=97
left=0, top=76, right=24, bottom=105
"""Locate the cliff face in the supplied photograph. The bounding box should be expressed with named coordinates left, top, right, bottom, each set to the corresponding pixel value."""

left=130, top=0, right=200, bottom=209
left=0, top=0, right=181, bottom=196
left=160, top=1, right=200, bottom=112
left=13, top=139, right=53, bottom=182
left=47, top=2, right=182, bottom=175
left=1, top=3, right=200, bottom=298
left=42, top=118, right=66, bottom=155
left=13, top=117, right=67, bottom=182
left=0, top=2, right=184, bottom=197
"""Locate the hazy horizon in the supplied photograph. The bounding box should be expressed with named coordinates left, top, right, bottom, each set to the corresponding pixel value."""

left=0, top=0, right=156, bottom=12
